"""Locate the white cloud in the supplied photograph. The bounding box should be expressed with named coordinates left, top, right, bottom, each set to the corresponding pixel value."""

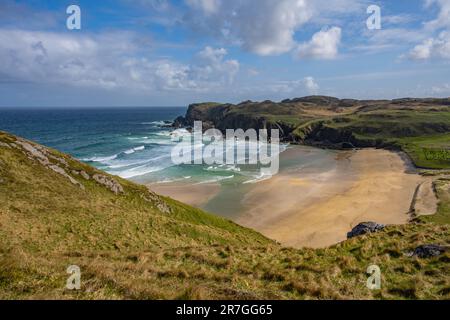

left=431, top=83, right=450, bottom=94
left=408, top=31, right=450, bottom=60
left=183, top=0, right=362, bottom=56
left=424, top=0, right=450, bottom=30
left=405, top=0, right=450, bottom=60
left=192, top=46, right=240, bottom=84
left=366, top=28, right=427, bottom=46
left=264, top=77, right=320, bottom=95
left=296, top=27, right=342, bottom=59
left=303, top=76, right=320, bottom=94
left=185, top=0, right=220, bottom=15
left=383, top=14, right=416, bottom=26
left=0, top=29, right=239, bottom=92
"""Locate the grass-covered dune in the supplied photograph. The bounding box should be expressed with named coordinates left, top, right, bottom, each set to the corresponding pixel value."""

left=175, top=96, right=450, bottom=169
left=0, top=131, right=449, bottom=299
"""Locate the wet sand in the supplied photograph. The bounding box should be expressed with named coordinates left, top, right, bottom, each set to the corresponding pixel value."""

left=148, top=147, right=435, bottom=248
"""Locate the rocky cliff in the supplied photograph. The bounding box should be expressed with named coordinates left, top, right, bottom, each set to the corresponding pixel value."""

left=173, top=96, right=450, bottom=154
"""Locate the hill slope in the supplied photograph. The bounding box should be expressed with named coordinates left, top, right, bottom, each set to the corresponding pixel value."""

left=0, top=131, right=449, bottom=299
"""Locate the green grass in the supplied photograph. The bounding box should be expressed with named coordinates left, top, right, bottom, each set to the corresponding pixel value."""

left=297, top=110, right=450, bottom=169
left=392, top=134, right=450, bottom=169
left=418, top=178, right=450, bottom=225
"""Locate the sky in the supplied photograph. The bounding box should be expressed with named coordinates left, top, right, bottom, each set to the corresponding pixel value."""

left=0, top=0, right=450, bottom=107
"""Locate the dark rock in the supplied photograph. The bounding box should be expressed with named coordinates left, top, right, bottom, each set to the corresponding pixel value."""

left=341, top=142, right=356, bottom=149
left=412, top=245, right=447, bottom=258
left=347, top=222, right=385, bottom=239
left=172, top=116, right=186, bottom=128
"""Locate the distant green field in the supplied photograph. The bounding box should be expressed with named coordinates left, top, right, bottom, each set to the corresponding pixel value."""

left=300, top=110, right=450, bottom=170
left=393, top=134, right=450, bottom=169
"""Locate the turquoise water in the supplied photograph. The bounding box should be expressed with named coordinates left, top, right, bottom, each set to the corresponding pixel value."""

left=200, top=145, right=341, bottom=219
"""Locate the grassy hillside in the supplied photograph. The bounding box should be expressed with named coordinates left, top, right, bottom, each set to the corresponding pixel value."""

left=0, top=131, right=449, bottom=299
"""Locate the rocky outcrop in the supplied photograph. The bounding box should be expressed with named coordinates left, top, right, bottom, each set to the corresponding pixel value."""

left=142, top=189, right=172, bottom=214
left=93, top=174, right=124, bottom=195
left=12, top=138, right=84, bottom=189
left=0, top=142, right=11, bottom=149
left=80, top=170, right=90, bottom=180
left=48, top=164, right=84, bottom=189
left=8, top=136, right=127, bottom=196
left=173, top=102, right=297, bottom=140
left=172, top=116, right=187, bottom=128
left=412, top=244, right=448, bottom=258
left=347, top=222, right=385, bottom=239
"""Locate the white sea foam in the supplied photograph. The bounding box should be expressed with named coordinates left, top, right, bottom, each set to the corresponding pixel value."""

left=194, top=175, right=234, bottom=185
left=170, top=129, right=191, bottom=141
left=156, top=176, right=192, bottom=184
left=243, top=173, right=273, bottom=184
left=117, top=165, right=169, bottom=179
left=155, top=131, right=172, bottom=137
left=124, top=145, right=145, bottom=155
left=82, top=154, right=118, bottom=162
left=141, top=121, right=167, bottom=126
left=205, top=165, right=241, bottom=173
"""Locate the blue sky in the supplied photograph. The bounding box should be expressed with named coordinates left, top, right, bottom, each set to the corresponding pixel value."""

left=0, top=0, right=450, bottom=107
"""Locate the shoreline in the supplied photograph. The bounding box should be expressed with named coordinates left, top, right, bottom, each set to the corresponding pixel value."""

left=147, top=147, right=437, bottom=249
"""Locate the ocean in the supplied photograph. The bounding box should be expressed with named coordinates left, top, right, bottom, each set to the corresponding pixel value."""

left=0, top=107, right=288, bottom=186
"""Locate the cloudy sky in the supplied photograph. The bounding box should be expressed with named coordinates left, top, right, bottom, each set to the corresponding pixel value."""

left=1, top=0, right=450, bottom=107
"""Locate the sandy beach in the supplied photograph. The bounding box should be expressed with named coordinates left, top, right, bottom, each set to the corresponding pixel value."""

left=148, top=147, right=436, bottom=248
left=238, top=149, right=427, bottom=248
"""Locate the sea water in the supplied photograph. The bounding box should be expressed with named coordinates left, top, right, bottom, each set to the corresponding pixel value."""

left=0, top=107, right=289, bottom=185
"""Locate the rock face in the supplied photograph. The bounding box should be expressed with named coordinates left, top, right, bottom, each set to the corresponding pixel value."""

left=0, top=142, right=11, bottom=149
left=172, top=116, right=187, bottom=128
left=412, top=245, right=448, bottom=258
left=12, top=138, right=85, bottom=189
left=142, top=189, right=172, bottom=214
left=347, top=222, right=385, bottom=239
left=92, top=174, right=124, bottom=194
left=172, top=96, right=450, bottom=147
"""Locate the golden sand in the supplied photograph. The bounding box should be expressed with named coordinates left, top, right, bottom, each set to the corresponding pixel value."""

left=238, top=149, right=427, bottom=248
